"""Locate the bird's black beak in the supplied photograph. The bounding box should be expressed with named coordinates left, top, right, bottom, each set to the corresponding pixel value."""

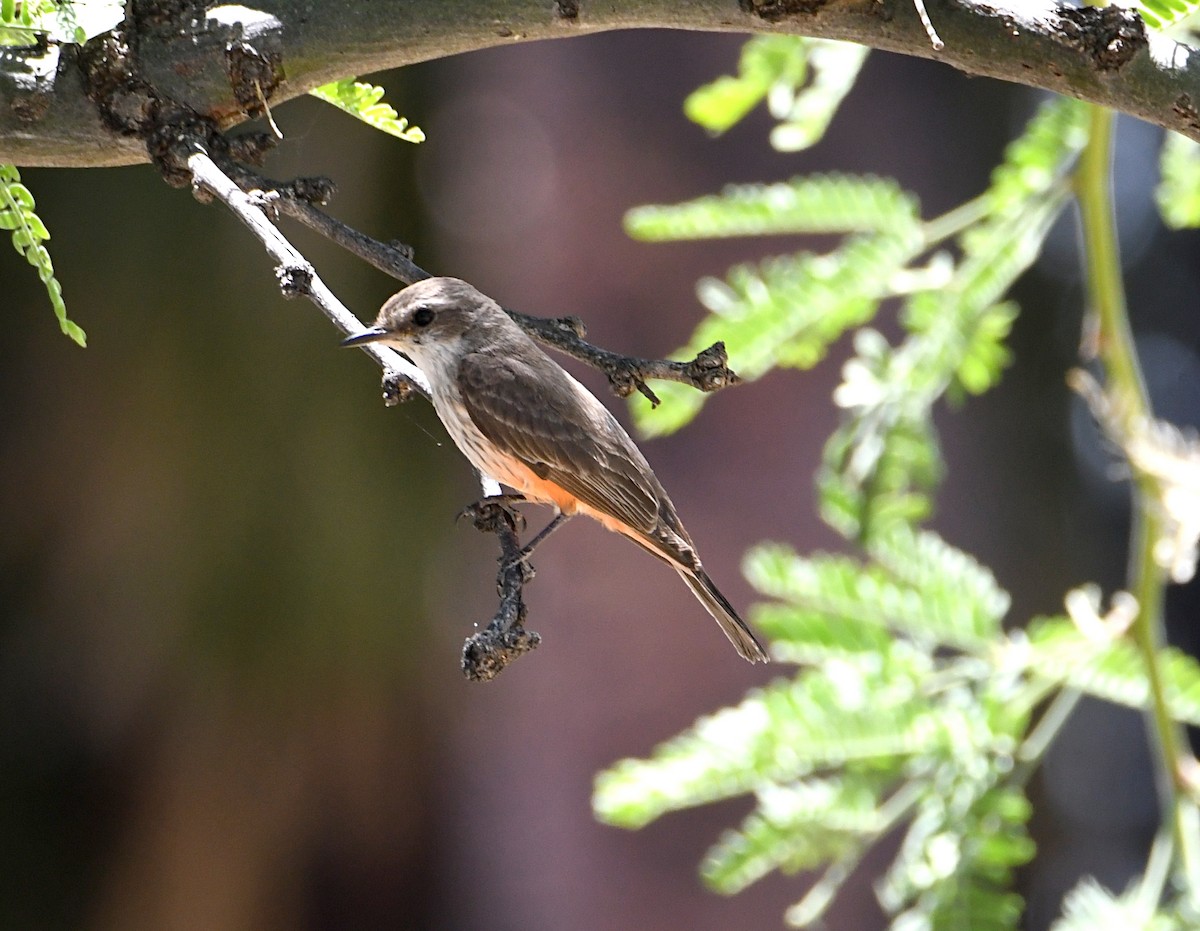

left=340, top=326, right=390, bottom=347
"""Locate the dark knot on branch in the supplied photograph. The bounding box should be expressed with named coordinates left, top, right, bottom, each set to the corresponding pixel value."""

left=458, top=497, right=542, bottom=681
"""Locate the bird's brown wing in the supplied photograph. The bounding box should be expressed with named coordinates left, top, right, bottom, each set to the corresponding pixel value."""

left=459, top=349, right=765, bottom=663
left=457, top=349, right=662, bottom=535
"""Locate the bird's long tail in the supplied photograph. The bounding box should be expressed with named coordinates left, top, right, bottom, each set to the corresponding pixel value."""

left=677, top=566, right=769, bottom=663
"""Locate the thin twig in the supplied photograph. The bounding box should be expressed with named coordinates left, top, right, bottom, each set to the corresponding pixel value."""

left=911, top=0, right=944, bottom=51
left=184, top=145, right=429, bottom=400
left=223, top=162, right=431, bottom=285
left=505, top=312, right=739, bottom=407
left=222, top=163, right=742, bottom=407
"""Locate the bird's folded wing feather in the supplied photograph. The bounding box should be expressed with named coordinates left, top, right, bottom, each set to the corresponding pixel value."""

left=457, top=350, right=660, bottom=535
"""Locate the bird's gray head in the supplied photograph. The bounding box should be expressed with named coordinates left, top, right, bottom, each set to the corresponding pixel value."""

left=340, top=277, right=503, bottom=358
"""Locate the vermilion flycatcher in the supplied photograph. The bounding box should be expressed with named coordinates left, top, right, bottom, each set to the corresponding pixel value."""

left=343, top=277, right=768, bottom=663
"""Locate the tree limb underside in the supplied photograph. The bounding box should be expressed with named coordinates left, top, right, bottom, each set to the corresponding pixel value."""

left=1, top=0, right=1197, bottom=167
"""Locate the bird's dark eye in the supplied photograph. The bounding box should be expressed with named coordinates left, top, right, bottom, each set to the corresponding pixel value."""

left=412, top=307, right=435, bottom=327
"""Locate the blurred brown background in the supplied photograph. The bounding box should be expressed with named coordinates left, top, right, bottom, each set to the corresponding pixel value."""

left=3, top=29, right=1198, bottom=931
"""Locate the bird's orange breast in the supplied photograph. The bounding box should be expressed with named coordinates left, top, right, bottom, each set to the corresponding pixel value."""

left=433, top=390, right=585, bottom=515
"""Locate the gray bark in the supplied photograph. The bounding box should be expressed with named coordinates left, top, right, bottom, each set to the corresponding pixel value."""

left=2, top=0, right=1197, bottom=168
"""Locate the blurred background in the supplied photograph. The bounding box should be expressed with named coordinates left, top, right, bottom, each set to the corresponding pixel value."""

left=3, top=28, right=1199, bottom=931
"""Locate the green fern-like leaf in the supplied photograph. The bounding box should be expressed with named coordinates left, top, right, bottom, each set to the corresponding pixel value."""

left=745, top=529, right=1007, bottom=656
left=0, top=0, right=116, bottom=45
left=0, top=0, right=50, bottom=42
left=745, top=547, right=907, bottom=660
left=1137, top=0, right=1200, bottom=31
left=309, top=78, right=425, bottom=142
left=1, top=164, right=85, bottom=345
left=953, top=301, right=1019, bottom=396
left=821, top=415, right=942, bottom=538
left=986, top=97, right=1089, bottom=217
left=878, top=777, right=1032, bottom=931
left=594, top=662, right=936, bottom=830
left=816, top=332, right=944, bottom=540
left=867, top=524, right=1011, bottom=645
left=625, top=174, right=920, bottom=241
left=684, top=35, right=811, bottom=134
left=633, top=229, right=923, bottom=436
left=1025, top=618, right=1200, bottom=726
left=3, top=0, right=49, bottom=28
left=874, top=683, right=1033, bottom=929
left=902, top=294, right=1018, bottom=400
left=907, top=195, right=1066, bottom=399
left=1156, top=132, right=1200, bottom=229
left=683, top=36, right=867, bottom=149
left=593, top=684, right=790, bottom=830
left=751, top=600, right=894, bottom=664
left=1051, top=877, right=1181, bottom=931
left=702, top=777, right=886, bottom=894
left=821, top=177, right=1071, bottom=540
left=599, top=42, right=1121, bottom=931
left=956, top=196, right=1068, bottom=297
left=768, top=40, right=869, bottom=152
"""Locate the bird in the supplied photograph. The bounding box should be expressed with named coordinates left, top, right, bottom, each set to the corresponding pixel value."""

left=342, top=277, right=768, bottom=663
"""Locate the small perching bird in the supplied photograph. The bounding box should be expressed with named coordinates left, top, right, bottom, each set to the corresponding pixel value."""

left=343, top=277, right=768, bottom=663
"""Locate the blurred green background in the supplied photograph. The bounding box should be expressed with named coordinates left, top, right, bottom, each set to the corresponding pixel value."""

left=3, top=29, right=1197, bottom=930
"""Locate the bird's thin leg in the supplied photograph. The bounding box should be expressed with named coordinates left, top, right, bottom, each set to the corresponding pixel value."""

left=506, top=512, right=571, bottom=566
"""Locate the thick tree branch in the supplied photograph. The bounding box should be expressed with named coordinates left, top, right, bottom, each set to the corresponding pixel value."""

left=1, top=0, right=1198, bottom=168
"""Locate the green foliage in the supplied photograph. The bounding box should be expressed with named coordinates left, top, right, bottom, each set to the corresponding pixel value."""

left=818, top=389, right=943, bottom=536
left=2, top=2, right=119, bottom=346
left=625, top=174, right=920, bottom=241
left=633, top=228, right=923, bottom=436
left=876, top=782, right=1033, bottom=931
left=1, top=0, right=41, bottom=28
left=1, top=164, right=85, bottom=345
left=1, top=0, right=49, bottom=29
left=0, top=0, right=118, bottom=45
left=1137, top=0, right=1200, bottom=32
left=629, top=99, right=1087, bottom=443
left=1156, top=132, right=1200, bottom=229
left=763, top=40, right=870, bottom=152
left=684, top=36, right=867, bottom=150
left=595, top=652, right=938, bottom=829
left=309, top=78, right=426, bottom=143
left=0, top=0, right=55, bottom=43
left=598, top=40, right=1200, bottom=930
left=745, top=525, right=1008, bottom=656
left=1025, top=617, right=1200, bottom=725
left=594, top=517, right=1200, bottom=926
left=684, top=36, right=807, bottom=134
left=1051, top=876, right=1183, bottom=931
left=595, top=525, right=1046, bottom=927
left=985, top=97, right=1090, bottom=216
left=816, top=98, right=1087, bottom=541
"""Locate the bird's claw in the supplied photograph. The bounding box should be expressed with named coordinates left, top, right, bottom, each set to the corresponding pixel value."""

left=458, top=495, right=527, bottom=533
left=381, top=372, right=418, bottom=407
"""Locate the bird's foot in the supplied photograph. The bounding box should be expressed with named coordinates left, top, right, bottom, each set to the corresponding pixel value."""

left=381, top=371, right=419, bottom=407
left=458, top=495, right=527, bottom=534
